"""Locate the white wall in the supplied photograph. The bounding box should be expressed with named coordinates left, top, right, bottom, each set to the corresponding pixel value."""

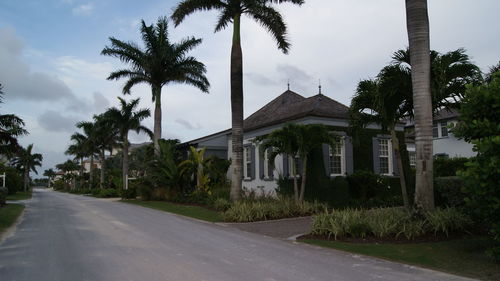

left=433, top=134, right=475, bottom=158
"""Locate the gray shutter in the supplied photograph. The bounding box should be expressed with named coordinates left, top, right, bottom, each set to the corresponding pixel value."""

left=345, top=137, right=354, bottom=175
left=283, top=153, right=289, bottom=177
left=322, top=144, right=330, bottom=177
left=259, top=148, right=264, bottom=179
left=372, top=137, right=380, bottom=174
left=250, top=146, right=256, bottom=180
left=392, top=144, right=399, bottom=176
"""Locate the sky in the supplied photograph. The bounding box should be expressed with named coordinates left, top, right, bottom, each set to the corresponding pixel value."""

left=0, top=0, right=498, bottom=176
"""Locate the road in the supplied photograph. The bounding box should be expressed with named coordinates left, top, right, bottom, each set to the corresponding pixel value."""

left=0, top=189, right=471, bottom=281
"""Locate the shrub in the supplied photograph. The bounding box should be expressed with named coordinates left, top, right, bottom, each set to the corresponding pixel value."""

left=223, top=197, right=326, bottom=222
left=434, top=177, right=466, bottom=207
left=0, top=164, right=24, bottom=194
left=120, top=187, right=137, bottom=199
left=97, top=188, right=119, bottom=198
left=212, top=198, right=231, bottom=211
left=311, top=207, right=472, bottom=240
left=434, top=157, right=469, bottom=177
left=0, top=186, right=8, bottom=206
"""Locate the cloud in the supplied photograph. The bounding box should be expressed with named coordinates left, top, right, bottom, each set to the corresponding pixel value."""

left=92, top=92, right=110, bottom=112
left=275, top=64, right=315, bottom=94
left=72, top=3, right=94, bottom=16
left=0, top=27, right=82, bottom=107
left=37, top=110, right=80, bottom=133
left=175, top=118, right=202, bottom=130
left=245, top=73, right=278, bottom=86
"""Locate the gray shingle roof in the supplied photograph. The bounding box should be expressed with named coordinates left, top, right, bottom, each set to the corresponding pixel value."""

left=243, top=90, right=350, bottom=131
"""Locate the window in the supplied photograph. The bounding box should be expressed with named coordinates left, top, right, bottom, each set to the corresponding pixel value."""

left=440, top=121, right=448, bottom=137
left=263, top=149, right=270, bottom=179
left=329, top=139, right=345, bottom=175
left=432, top=122, right=438, bottom=138
left=379, top=139, right=392, bottom=175
left=244, top=146, right=252, bottom=179
left=409, top=151, right=416, bottom=168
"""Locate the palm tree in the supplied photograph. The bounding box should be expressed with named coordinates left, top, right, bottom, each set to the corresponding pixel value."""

left=179, top=146, right=210, bottom=192
left=101, top=17, right=209, bottom=155
left=43, top=168, right=56, bottom=188
left=74, top=121, right=99, bottom=188
left=0, top=84, right=28, bottom=157
left=172, top=0, right=304, bottom=202
left=105, top=97, right=152, bottom=190
left=350, top=76, right=413, bottom=209
left=66, top=134, right=88, bottom=188
left=56, top=160, right=80, bottom=190
left=11, top=144, right=43, bottom=192
left=93, top=113, right=119, bottom=189
left=258, top=123, right=338, bottom=202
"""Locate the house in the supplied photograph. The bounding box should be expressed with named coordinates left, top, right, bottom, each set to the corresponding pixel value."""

left=405, top=108, right=475, bottom=163
left=182, top=89, right=406, bottom=195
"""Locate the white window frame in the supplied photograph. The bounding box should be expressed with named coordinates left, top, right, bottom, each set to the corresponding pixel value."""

left=378, top=138, right=393, bottom=176
left=329, top=138, right=346, bottom=176
left=243, top=146, right=252, bottom=180
left=288, top=154, right=301, bottom=178
left=440, top=121, right=449, bottom=138
left=432, top=122, right=439, bottom=138
left=409, top=151, right=416, bottom=168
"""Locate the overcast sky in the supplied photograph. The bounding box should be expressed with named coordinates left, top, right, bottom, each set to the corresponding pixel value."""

left=0, top=0, right=498, bottom=176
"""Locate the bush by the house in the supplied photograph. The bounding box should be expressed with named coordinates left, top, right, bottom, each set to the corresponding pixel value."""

left=434, top=157, right=469, bottom=177
left=222, top=197, right=326, bottom=222
left=120, top=186, right=137, bottom=199
left=311, top=207, right=472, bottom=240
left=434, top=176, right=466, bottom=207
left=0, top=163, right=23, bottom=195
left=0, top=186, right=8, bottom=206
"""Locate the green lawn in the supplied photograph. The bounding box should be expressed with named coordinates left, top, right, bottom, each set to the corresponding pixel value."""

left=6, top=191, right=32, bottom=201
left=301, top=237, right=500, bottom=280
left=0, top=204, right=25, bottom=234
left=122, top=200, right=222, bottom=223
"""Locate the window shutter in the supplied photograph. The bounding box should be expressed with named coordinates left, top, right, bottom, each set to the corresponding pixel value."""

left=250, top=146, right=256, bottom=180
left=345, top=137, right=354, bottom=175
left=283, top=153, right=289, bottom=177
left=259, top=148, right=264, bottom=179
left=322, top=144, right=330, bottom=177
left=392, top=145, right=399, bottom=176
left=372, top=137, right=380, bottom=174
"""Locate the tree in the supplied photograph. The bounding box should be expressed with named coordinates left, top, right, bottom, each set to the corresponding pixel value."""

left=349, top=75, right=413, bottom=209
left=56, top=160, right=80, bottom=190
left=172, top=0, right=304, bottom=202
left=11, top=144, right=43, bottom=192
left=93, top=113, right=119, bottom=189
left=66, top=133, right=88, bottom=188
left=179, top=146, right=210, bottom=193
left=101, top=17, right=209, bottom=156
left=258, top=123, right=338, bottom=202
left=0, top=84, right=28, bottom=157
left=405, top=0, right=433, bottom=210
left=74, top=121, right=99, bottom=187
left=105, top=97, right=151, bottom=190
left=43, top=169, right=56, bottom=188
left=454, top=72, right=500, bottom=259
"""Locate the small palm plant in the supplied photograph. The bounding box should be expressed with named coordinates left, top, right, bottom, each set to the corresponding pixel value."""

left=11, top=144, right=43, bottom=192
left=179, top=146, right=210, bottom=194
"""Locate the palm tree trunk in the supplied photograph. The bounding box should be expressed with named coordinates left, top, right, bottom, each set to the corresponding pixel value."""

left=100, top=149, right=105, bottom=189
left=406, top=0, right=434, bottom=210
left=299, top=155, right=308, bottom=202
left=229, top=13, right=243, bottom=202
left=391, top=129, right=410, bottom=209
left=90, top=154, right=94, bottom=188
left=291, top=156, right=299, bottom=202
left=79, top=157, right=84, bottom=188
left=153, top=85, right=162, bottom=156
left=123, top=136, right=129, bottom=190
left=24, top=168, right=28, bottom=192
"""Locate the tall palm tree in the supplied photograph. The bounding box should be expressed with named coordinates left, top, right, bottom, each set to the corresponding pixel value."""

left=11, top=144, right=43, bottom=192
left=105, top=97, right=152, bottom=190
left=56, top=160, right=80, bottom=190
left=258, top=123, right=337, bottom=202
left=93, top=113, right=119, bottom=189
left=66, top=134, right=88, bottom=188
left=0, top=84, right=28, bottom=157
left=172, top=0, right=304, bottom=202
left=405, top=0, right=434, bottom=210
left=101, top=17, right=209, bottom=155
left=43, top=168, right=56, bottom=188
left=75, top=121, right=99, bottom=188
left=350, top=76, right=413, bottom=209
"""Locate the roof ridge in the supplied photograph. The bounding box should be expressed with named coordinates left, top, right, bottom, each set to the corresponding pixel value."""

left=244, top=90, right=305, bottom=121
left=307, top=93, right=350, bottom=110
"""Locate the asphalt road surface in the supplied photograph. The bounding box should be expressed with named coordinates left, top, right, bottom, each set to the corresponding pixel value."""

left=0, top=189, right=472, bottom=281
